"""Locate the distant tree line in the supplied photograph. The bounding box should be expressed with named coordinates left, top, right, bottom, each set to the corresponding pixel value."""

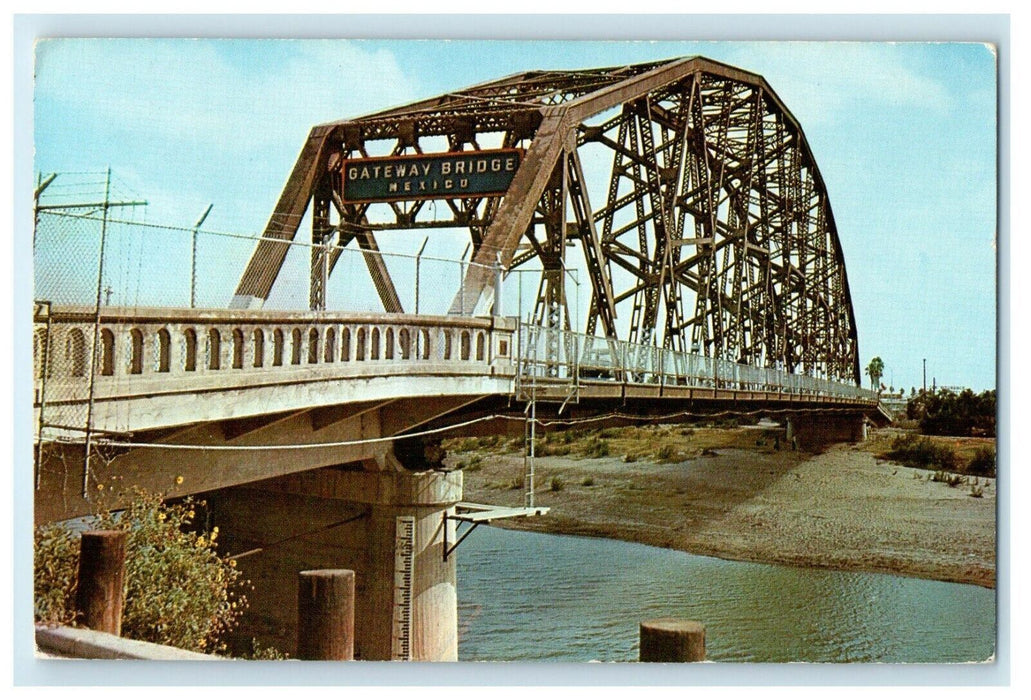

left=907, top=388, right=996, bottom=437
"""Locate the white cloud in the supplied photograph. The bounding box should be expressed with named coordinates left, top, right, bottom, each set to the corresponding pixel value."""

left=35, top=39, right=420, bottom=152
left=715, top=42, right=952, bottom=128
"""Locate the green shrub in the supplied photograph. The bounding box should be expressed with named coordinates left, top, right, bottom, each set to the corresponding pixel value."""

left=581, top=476, right=595, bottom=487
left=930, top=471, right=964, bottom=487
left=967, top=446, right=996, bottom=477
left=549, top=476, right=564, bottom=492
left=655, top=444, right=681, bottom=462
left=908, top=388, right=996, bottom=437
left=580, top=437, right=610, bottom=459
left=35, top=490, right=246, bottom=655
left=622, top=453, right=638, bottom=463
left=243, top=638, right=290, bottom=660
left=887, top=434, right=959, bottom=472
left=33, top=523, right=79, bottom=626
left=445, top=437, right=480, bottom=453
left=539, top=443, right=571, bottom=457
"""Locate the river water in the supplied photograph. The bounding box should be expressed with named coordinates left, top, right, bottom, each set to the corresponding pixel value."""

left=456, top=526, right=994, bottom=663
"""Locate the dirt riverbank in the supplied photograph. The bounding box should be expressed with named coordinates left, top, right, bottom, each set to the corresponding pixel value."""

left=451, top=426, right=996, bottom=589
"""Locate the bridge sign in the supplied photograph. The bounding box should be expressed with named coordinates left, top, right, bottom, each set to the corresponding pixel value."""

left=341, top=149, right=522, bottom=203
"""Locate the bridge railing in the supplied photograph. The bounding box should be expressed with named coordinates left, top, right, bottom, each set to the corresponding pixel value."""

left=32, top=305, right=517, bottom=436
left=517, top=324, right=877, bottom=401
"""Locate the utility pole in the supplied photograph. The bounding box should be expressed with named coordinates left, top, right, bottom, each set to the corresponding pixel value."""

left=33, top=173, right=58, bottom=249
left=922, top=358, right=927, bottom=393
left=34, top=169, right=147, bottom=498
left=72, top=168, right=147, bottom=498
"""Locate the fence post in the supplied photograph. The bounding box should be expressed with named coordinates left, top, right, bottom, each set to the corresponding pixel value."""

left=493, top=256, right=503, bottom=317
left=75, top=530, right=128, bottom=636
left=415, top=236, right=427, bottom=315
left=297, top=569, right=355, bottom=660
left=639, top=618, right=706, bottom=662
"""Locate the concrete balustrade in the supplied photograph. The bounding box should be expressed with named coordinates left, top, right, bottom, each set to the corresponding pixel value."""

left=33, top=307, right=517, bottom=434
left=34, top=306, right=508, bottom=383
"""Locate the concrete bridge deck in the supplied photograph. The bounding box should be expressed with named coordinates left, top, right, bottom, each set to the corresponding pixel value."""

left=34, top=304, right=880, bottom=523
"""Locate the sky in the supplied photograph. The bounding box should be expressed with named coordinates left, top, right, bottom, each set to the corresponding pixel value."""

left=31, top=39, right=998, bottom=392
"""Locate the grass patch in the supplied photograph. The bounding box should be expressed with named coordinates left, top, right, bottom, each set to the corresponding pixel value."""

left=581, top=476, right=595, bottom=487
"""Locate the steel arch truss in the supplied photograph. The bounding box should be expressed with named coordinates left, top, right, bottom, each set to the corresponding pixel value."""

left=233, top=56, right=860, bottom=384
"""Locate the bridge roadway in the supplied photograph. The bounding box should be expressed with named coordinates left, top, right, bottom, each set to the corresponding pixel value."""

left=34, top=304, right=879, bottom=524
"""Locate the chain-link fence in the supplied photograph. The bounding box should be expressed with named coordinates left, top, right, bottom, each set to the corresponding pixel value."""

left=33, top=210, right=515, bottom=315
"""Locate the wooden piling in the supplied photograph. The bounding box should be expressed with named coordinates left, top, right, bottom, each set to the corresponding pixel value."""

left=75, top=530, right=127, bottom=636
left=296, top=569, right=355, bottom=660
left=639, top=618, right=706, bottom=662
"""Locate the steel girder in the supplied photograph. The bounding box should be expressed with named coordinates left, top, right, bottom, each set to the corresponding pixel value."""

left=232, top=56, right=860, bottom=384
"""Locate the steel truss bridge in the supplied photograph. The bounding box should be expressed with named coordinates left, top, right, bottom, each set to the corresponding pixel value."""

left=234, top=55, right=861, bottom=386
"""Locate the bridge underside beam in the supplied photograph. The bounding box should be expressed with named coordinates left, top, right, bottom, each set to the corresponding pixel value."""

left=34, top=394, right=487, bottom=524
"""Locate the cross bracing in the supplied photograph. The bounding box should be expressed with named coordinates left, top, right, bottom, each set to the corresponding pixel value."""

left=233, top=56, right=860, bottom=385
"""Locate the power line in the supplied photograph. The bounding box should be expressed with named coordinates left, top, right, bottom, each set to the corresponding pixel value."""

left=40, top=405, right=868, bottom=453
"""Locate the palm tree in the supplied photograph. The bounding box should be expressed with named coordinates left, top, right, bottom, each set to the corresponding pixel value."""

left=865, top=357, right=884, bottom=392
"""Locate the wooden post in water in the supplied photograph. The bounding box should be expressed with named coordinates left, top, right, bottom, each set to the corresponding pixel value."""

left=75, top=530, right=127, bottom=635
left=639, top=619, right=706, bottom=662
left=297, top=569, right=355, bottom=660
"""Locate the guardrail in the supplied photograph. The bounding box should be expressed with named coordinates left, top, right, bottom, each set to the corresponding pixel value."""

left=33, top=306, right=514, bottom=391
left=516, top=323, right=877, bottom=401
left=32, top=305, right=518, bottom=436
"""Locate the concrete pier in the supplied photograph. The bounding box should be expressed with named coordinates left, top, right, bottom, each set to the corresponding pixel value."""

left=786, top=413, right=867, bottom=450
left=206, top=464, right=461, bottom=661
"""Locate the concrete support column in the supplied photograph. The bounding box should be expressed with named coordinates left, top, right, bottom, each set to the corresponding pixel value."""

left=207, top=466, right=461, bottom=661
left=784, top=413, right=868, bottom=450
